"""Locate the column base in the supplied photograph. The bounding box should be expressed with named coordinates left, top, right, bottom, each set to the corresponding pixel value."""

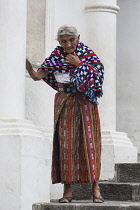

left=100, top=130, right=138, bottom=180
left=0, top=119, right=52, bottom=210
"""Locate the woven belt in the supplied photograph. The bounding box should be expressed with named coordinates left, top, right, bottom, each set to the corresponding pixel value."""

left=57, top=83, right=77, bottom=93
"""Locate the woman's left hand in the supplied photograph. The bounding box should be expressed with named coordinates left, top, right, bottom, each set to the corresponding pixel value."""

left=65, top=53, right=81, bottom=67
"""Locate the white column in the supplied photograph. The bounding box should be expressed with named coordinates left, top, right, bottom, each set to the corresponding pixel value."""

left=0, top=0, right=26, bottom=119
left=0, top=1, right=51, bottom=210
left=85, top=0, right=137, bottom=180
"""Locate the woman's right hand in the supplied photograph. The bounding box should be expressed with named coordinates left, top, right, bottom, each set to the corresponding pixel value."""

left=26, top=58, right=50, bottom=81
left=26, top=58, right=32, bottom=72
left=26, top=58, right=37, bottom=80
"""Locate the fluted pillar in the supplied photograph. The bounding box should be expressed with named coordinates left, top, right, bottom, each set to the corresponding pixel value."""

left=0, top=1, right=51, bottom=209
left=85, top=0, right=137, bottom=180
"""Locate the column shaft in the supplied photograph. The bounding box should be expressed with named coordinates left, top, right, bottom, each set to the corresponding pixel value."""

left=85, top=0, right=119, bottom=131
left=85, top=0, right=137, bottom=180
left=0, top=1, right=52, bottom=210
left=0, top=0, right=27, bottom=119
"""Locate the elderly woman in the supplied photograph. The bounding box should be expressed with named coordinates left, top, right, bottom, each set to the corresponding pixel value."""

left=26, top=25, right=104, bottom=203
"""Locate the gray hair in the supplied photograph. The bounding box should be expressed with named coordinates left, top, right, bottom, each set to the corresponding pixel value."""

left=57, top=25, right=79, bottom=41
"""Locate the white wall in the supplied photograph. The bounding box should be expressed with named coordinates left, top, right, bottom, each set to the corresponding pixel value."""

left=53, top=0, right=87, bottom=43
left=45, top=0, right=87, bottom=56
left=26, top=0, right=46, bottom=62
left=26, top=0, right=56, bottom=134
left=117, top=0, right=140, bottom=153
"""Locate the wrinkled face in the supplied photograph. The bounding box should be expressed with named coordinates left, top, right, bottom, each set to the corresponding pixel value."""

left=59, top=35, right=80, bottom=54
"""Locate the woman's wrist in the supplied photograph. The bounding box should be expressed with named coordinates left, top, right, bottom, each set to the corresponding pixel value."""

left=76, top=61, right=83, bottom=67
left=26, top=59, right=37, bottom=80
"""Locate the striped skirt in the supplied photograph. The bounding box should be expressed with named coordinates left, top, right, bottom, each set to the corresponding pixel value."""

left=52, top=92, right=101, bottom=184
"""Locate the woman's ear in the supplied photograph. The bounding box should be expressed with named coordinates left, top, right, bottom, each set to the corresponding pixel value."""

left=77, top=35, right=80, bottom=42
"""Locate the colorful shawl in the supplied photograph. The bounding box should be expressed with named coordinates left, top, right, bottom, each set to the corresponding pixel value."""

left=38, top=42, right=104, bottom=105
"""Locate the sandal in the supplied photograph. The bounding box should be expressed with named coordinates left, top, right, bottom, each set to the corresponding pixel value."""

left=59, top=197, right=73, bottom=203
left=93, top=195, right=104, bottom=203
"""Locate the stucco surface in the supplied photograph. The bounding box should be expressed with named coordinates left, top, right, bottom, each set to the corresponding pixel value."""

left=117, top=0, right=140, bottom=153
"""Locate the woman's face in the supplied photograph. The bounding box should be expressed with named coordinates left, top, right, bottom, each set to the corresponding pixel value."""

left=59, top=35, right=79, bottom=54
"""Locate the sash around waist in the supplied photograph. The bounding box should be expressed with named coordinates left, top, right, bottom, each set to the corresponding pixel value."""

left=57, top=83, right=77, bottom=93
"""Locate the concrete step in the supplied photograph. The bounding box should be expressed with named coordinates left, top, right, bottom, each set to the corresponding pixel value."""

left=138, top=154, right=140, bottom=163
left=71, top=182, right=140, bottom=201
left=99, top=182, right=140, bottom=201
left=115, top=163, right=140, bottom=183
left=71, top=183, right=92, bottom=200
left=32, top=200, right=140, bottom=210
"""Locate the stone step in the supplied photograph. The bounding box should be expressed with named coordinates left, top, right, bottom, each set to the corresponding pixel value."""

left=100, top=182, right=140, bottom=201
left=115, top=163, right=140, bottom=183
left=71, top=183, right=92, bottom=200
left=71, top=182, right=140, bottom=201
left=32, top=200, right=140, bottom=210
left=138, top=154, right=140, bottom=163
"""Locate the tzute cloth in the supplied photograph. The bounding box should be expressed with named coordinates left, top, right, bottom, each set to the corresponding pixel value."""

left=38, top=42, right=104, bottom=105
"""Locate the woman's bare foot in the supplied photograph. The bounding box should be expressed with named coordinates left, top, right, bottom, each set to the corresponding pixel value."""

left=92, top=181, right=104, bottom=203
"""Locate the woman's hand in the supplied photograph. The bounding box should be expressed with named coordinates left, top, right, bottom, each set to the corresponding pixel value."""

left=26, top=58, right=32, bottom=73
left=26, top=58, right=38, bottom=80
left=26, top=58, right=49, bottom=81
left=65, top=53, right=81, bottom=67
